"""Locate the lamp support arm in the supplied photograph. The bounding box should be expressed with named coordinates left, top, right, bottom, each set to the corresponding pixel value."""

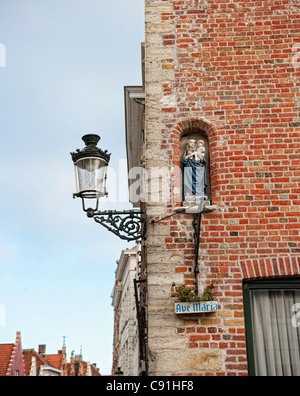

left=80, top=198, right=146, bottom=242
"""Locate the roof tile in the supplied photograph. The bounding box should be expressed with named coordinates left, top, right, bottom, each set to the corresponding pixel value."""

left=0, top=345, right=14, bottom=376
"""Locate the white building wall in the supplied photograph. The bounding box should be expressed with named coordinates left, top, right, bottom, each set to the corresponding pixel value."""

left=112, top=249, right=139, bottom=376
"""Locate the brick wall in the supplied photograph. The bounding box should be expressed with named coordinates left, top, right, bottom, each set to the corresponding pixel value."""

left=112, top=307, right=120, bottom=375
left=144, top=0, right=300, bottom=376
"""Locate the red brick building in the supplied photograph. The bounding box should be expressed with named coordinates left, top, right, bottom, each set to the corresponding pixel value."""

left=0, top=332, right=25, bottom=376
left=0, top=337, right=100, bottom=376
left=23, top=347, right=62, bottom=376
left=44, top=346, right=100, bottom=376
left=127, top=0, right=300, bottom=376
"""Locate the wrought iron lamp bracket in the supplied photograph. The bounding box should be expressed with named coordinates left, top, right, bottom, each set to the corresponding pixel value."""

left=78, top=196, right=146, bottom=242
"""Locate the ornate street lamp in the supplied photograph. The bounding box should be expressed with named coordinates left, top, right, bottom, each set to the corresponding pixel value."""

left=72, top=134, right=110, bottom=200
left=71, top=134, right=146, bottom=242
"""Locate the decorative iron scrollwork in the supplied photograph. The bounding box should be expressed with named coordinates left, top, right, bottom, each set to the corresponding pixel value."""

left=78, top=195, right=146, bottom=242
left=83, top=207, right=146, bottom=242
left=92, top=210, right=146, bottom=242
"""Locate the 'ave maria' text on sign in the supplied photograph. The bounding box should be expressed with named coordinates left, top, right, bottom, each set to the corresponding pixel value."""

left=175, top=301, right=218, bottom=314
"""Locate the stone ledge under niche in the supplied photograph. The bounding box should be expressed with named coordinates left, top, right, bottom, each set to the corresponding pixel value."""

left=174, top=203, right=218, bottom=214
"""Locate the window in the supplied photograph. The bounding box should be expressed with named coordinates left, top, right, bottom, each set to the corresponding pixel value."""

left=243, top=277, right=300, bottom=376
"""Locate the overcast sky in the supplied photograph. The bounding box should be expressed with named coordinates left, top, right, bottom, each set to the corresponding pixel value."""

left=0, top=0, right=144, bottom=375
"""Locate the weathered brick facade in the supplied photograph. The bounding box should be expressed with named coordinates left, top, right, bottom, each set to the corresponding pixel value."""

left=143, top=0, right=300, bottom=376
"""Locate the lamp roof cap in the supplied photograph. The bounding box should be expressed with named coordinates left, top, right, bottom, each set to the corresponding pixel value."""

left=71, top=134, right=111, bottom=163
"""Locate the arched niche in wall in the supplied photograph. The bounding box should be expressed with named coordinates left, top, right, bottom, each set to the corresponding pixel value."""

left=180, top=131, right=211, bottom=204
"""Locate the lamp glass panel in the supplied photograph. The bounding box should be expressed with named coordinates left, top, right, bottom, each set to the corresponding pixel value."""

left=75, top=157, right=107, bottom=198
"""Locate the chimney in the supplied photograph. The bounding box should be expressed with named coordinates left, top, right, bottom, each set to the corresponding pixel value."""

left=39, top=345, right=46, bottom=356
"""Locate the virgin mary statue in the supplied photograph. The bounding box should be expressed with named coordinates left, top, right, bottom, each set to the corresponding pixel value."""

left=181, top=139, right=208, bottom=203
